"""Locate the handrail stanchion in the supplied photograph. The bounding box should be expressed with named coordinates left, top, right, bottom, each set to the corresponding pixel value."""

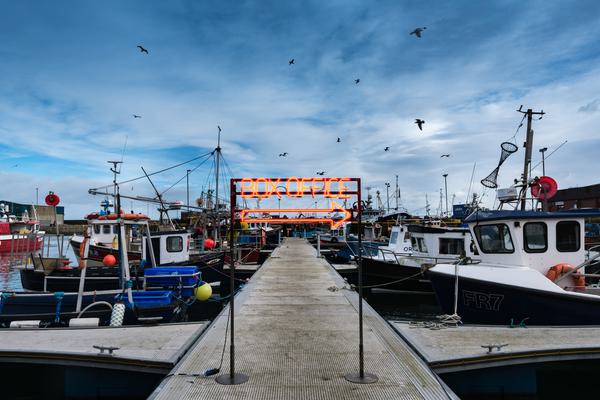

left=317, top=234, right=321, bottom=257
left=346, top=177, right=378, bottom=384
left=216, top=179, right=249, bottom=385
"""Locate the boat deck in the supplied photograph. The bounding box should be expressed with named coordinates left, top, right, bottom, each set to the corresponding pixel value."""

left=392, top=321, right=600, bottom=373
left=151, top=238, right=452, bottom=399
left=0, top=322, right=208, bottom=373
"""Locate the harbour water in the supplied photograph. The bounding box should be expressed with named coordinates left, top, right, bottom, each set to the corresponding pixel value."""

left=0, top=235, right=77, bottom=291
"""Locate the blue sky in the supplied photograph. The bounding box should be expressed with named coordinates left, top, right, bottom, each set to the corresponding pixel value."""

left=1, top=0, right=600, bottom=218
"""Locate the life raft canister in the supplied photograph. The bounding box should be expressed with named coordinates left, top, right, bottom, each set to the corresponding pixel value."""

left=546, top=263, right=585, bottom=288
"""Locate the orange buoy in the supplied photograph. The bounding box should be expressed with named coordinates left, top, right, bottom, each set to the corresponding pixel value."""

left=103, top=254, right=117, bottom=267
left=546, top=263, right=585, bottom=289
left=204, top=239, right=216, bottom=249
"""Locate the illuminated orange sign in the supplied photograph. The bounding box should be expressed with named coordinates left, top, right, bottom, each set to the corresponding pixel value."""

left=239, top=177, right=353, bottom=199
left=232, top=177, right=359, bottom=228
left=240, top=201, right=351, bottom=229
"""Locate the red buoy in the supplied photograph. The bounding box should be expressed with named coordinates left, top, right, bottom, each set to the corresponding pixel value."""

left=531, top=176, right=558, bottom=200
left=204, top=239, right=216, bottom=249
left=103, top=254, right=117, bottom=267
left=45, top=192, right=60, bottom=207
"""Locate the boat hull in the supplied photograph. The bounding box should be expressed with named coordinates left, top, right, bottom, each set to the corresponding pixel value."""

left=362, top=257, right=432, bottom=293
left=0, top=234, right=43, bottom=253
left=427, top=269, right=600, bottom=325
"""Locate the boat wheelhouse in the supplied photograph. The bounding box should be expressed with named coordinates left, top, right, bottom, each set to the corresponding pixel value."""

left=361, top=222, right=477, bottom=292
left=428, top=209, right=600, bottom=325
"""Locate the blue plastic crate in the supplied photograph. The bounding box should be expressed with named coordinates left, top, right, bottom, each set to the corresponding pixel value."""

left=144, top=266, right=199, bottom=296
left=129, top=290, right=173, bottom=309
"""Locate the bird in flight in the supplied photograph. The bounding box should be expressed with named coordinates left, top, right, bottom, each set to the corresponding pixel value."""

left=133, top=114, right=141, bottom=118
left=316, top=171, right=326, bottom=176
left=440, top=154, right=450, bottom=158
left=354, top=79, right=360, bottom=84
left=337, top=137, right=341, bottom=143
left=12, top=164, right=18, bottom=168
left=415, top=119, right=425, bottom=131
left=410, top=27, right=427, bottom=38
left=384, top=147, right=390, bottom=151
left=279, top=152, right=288, bottom=157
left=289, top=59, right=295, bottom=65
left=137, top=45, right=149, bottom=54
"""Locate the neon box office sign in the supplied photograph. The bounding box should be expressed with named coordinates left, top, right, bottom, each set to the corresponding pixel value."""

left=231, top=177, right=360, bottom=228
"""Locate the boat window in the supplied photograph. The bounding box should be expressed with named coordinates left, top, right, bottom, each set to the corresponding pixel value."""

left=556, top=221, right=580, bottom=252
left=411, top=237, right=427, bottom=252
left=524, top=222, right=547, bottom=253
left=439, top=238, right=464, bottom=255
left=113, top=225, right=119, bottom=234
left=94, top=225, right=101, bottom=234
left=167, top=236, right=183, bottom=252
left=474, top=224, right=514, bottom=253
left=389, top=231, right=399, bottom=244
left=102, top=225, right=111, bottom=234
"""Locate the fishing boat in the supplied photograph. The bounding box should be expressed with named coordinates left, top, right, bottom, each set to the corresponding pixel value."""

left=19, top=214, right=223, bottom=292
left=427, top=209, right=600, bottom=325
left=1, top=217, right=209, bottom=327
left=0, top=203, right=44, bottom=253
left=361, top=221, right=478, bottom=293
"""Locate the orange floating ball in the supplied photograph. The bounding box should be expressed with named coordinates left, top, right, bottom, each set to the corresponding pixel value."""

left=204, top=239, right=216, bottom=249
left=103, top=254, right=117, bottom=267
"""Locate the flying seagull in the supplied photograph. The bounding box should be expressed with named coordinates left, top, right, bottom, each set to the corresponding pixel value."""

left=410, top=27, right=427, bottom=38
left=384, top=147, right=390, bottom=151
left=316, top=171, right=326, bottom=176
left=337, top=137, right=341, bottom=143
left=279, top=152, right=288, bottom=157
left=289, top=59, right=295, bottom=65
left=441, top=154, right=450, bottom=158
left=137, top=45, right=149, bottom=54
left=415, top=119, right=425, bottom=131
left=354, top=79, right=360, bottom=84
left=133, top=114, right=142, bottom=118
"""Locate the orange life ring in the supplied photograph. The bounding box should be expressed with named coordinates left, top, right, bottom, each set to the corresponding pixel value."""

left=546, top=263, right=585, bottom=288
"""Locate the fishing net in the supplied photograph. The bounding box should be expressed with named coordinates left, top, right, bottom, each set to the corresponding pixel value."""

left=480, top=142, right=519, bottom=189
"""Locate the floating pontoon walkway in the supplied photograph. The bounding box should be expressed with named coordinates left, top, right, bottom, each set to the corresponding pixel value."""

left=151, top=238, right=453, bottom=399
left=393, top=321, right=600, bottom=374
left=0, top=322, right=208, bottom=374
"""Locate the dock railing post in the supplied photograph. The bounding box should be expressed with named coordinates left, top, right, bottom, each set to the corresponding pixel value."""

left=317, top=233, right=321, bottom=257
left=216, top=179, right=249, bottom=385
left=346, top=177, right=378, bottom=384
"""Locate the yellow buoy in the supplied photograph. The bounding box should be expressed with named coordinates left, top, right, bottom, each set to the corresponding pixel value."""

left=194, top=282, right=212, bottom=301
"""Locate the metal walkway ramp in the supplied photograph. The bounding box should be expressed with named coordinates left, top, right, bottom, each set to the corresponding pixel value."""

left=151, top=238, right=453, bottom=399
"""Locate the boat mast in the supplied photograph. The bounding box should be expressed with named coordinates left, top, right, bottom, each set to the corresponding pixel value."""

left=395, top=175, right=399, bottom=211
left=517, top=106, right=545, bottom=210
left=108, top=160, right=122, bottom=213
left=214, top=127, right=221, bottom=245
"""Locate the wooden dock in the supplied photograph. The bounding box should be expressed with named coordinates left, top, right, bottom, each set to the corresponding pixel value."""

left=0, top=322, right=208, bottom=374
left=392, top=321, right=600, bottom=373
left=151, top=238, right=453, bottom=399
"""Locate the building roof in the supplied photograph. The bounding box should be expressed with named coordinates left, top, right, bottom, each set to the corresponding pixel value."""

left=550, top=183, right=600, bottom=202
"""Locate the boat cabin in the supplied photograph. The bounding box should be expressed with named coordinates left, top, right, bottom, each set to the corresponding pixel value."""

left=407, top=224, right=477, bottom=260
left=86, top=218, right=191, bottom=265
left=464, top=210, right=600, bottom=280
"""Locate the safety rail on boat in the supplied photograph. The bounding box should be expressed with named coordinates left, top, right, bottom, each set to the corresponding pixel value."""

left=7, top=231, right=48, bottom=269
left=376, top=246, right=459, bottom=266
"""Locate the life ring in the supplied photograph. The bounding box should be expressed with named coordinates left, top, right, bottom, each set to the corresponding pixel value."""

left=546, top=263, right=585, bottom=288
